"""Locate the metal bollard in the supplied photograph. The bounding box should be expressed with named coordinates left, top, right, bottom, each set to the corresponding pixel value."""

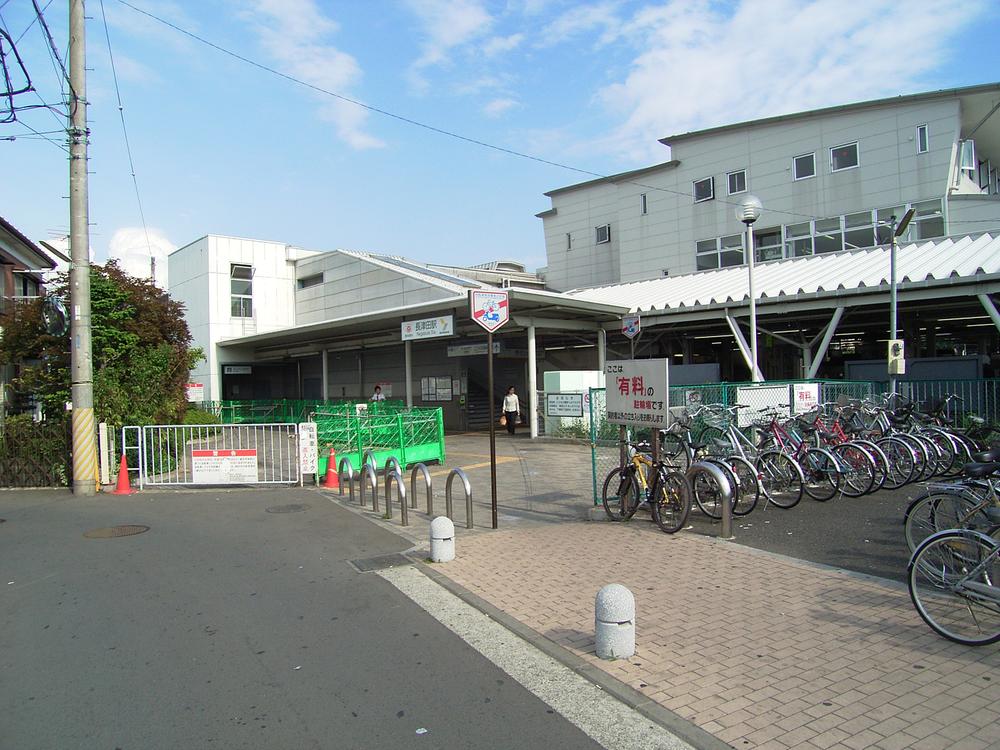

left=446, top=468, right=473, bottom=529
left=411, top=463, right=432, bottom=513
left=595, top=583, right=635, bottom=659
left=687, top=461, right=734, bottom=540
left=384, top=469, right=408, bottom=525
left=430, top=516, right=455, bottom=562
left=338, top=456, right=355, bottom=503
left=360, top=463, right=378, bottom=511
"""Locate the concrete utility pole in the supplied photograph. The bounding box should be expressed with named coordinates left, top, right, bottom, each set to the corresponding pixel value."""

left=69, top=0, right=97, bottom=495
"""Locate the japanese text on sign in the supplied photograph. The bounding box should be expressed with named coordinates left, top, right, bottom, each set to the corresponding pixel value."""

left=604, top=359, right=670, bottom=426
left=191, top=449, right=258, bottom=484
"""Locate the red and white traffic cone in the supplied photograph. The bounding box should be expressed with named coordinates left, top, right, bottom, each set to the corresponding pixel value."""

left=322, top=447, right=339, bottom=489
left=111, top=454, right=133, bottom=495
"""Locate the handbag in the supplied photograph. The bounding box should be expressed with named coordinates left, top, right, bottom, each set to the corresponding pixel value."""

left=499, top=414, right=507, bottom=426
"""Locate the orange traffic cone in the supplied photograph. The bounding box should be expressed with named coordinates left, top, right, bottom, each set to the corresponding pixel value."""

left=322, top=447, right=339, bottom=489
left=112, top=454, right=133, bottom=495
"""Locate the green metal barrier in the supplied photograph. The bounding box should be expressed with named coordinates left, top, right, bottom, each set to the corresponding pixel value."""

left=202, top=399, right=407, bottom=425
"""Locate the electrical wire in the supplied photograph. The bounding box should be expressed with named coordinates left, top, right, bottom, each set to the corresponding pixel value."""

left=14, top=0, right=51, bottom=45
left=13, top=118, right=68, bottom=152
left=99, top=0, right=153, bottom=261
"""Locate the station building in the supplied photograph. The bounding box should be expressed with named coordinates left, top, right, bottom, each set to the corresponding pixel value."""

left=169, top=83, right=1000, bottom=433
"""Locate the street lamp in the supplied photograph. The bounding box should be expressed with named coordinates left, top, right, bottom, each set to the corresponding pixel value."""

left=738, top=195, right=763, bottom=382
left=888, top=208, right=915, bottom=398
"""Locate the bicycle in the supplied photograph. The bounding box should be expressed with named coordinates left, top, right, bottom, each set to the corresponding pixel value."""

left=756, top=407, right=841, bottom=502
left=908, top=528, right=1000, bottom=645
left=601, top=441, right=693, bottom=534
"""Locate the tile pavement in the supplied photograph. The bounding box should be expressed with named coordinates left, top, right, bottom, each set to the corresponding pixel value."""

left=328, top=433, right=1000, bottom=750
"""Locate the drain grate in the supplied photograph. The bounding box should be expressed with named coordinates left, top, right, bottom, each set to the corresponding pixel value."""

left=84, top=524, right=150, bottom=539
left=265, top=503, right=310, bottom=514
left=350, top=552, right=413, bottom=573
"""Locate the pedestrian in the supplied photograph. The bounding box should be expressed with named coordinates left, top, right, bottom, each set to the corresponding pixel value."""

left=502, top=385, right=519, bottom=435
left=371, top=385, right=386, bottom=401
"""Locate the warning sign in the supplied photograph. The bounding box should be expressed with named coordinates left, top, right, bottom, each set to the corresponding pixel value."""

left=191, top=449, right=258, bottom=484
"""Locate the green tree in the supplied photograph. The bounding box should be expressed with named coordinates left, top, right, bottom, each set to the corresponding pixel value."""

left=0, top=261, right=202, bottom=426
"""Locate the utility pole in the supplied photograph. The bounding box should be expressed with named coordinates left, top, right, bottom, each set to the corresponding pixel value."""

left=69, top=0, right=97, bottom=495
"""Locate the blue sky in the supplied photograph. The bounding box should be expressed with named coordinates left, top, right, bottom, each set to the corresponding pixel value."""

left=1, top=0, right=997, bottom=282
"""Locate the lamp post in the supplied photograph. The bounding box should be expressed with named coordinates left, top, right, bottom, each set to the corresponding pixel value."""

left=888, top=208, right=915, bottom=398
left=738, top=195, right=763, bottom=382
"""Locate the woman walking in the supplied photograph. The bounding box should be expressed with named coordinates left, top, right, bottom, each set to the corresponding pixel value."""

left=502, top=386, right=520, bottom=436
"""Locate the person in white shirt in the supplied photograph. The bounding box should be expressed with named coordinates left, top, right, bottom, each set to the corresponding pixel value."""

left=502, top=386, right=519, bottom=435
left=371, top=385, right=386, bottom=401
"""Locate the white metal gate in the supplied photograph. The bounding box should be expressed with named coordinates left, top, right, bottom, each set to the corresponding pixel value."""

left=121, top=423, right=301, bottom=488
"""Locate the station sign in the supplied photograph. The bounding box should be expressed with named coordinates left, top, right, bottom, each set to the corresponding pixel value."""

left=402, top=314, right=454, bottom=341
left=469, top=290, right=509, bottom=333
left=604, top=359, right=670, bottom=426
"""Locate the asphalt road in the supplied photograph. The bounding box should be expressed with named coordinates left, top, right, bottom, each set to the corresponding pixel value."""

left=0, top=488, right=604, bottom=750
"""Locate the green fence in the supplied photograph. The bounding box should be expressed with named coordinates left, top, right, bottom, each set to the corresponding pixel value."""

left=312, top=406, right=445, bottom=478
left=200, top=399, right=407, bottom=425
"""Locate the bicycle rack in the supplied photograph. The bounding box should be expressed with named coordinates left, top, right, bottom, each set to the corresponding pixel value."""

left=687, top=461, right=734, bottom=540
left=338, top=456, right=355, bottom=503
left=362, top=450, right=377, bottom=475
left=383, top=456, right=402, bottom=494
left=446, top=468, right=473, bottom=529
left=360, top=463, right=378, bottom=511
left=411, top=463, right=432, bottom=514
left=384, top=469, right=408, bottom=526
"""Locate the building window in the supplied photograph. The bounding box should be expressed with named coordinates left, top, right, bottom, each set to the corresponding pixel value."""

left=695, top=234, right=744, bottom=270
left=959, top=139, right=976, bottom=174
left=727, top=170, right=747, bottom=195
left=595, top=224, right=611, bottom=244
left=785, top=222, right=813, bottom=256
left=909, top=199, right=945, bottom=240
left=297, top=274, right=323, bottom=289
left=753, top=227, right=782, bottom=261
left=830, top=142, right=859, bottom=172
left=640, top=193, right=648, bottom=215
left=793, top=153, right=815, bottom=180
left=916, top=124, right=928, bottom=154
left=693, top=176, right=714, bottom=202
left=230, top=264, right=253, bottom=318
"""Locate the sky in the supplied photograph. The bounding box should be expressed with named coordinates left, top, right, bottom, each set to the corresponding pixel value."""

left=1, top=0, right=998, bottom=285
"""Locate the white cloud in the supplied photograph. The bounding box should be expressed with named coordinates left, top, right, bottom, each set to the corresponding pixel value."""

left=241, top=0, right=383, bottom=149
left=483, top=97, right=519, bottom=118
left=539, top=1, right=622, bottom=47
left=404, top=0, right=494, bottom=89
left=595, top=0, right=985, bottom=163
left=483, top=33, right=524, bottom=57
left=108, top=227, right=175, bottom=290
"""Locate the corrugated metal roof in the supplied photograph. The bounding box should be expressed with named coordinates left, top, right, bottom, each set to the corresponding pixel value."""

left=335, top=249, right=484, bottom=293
left=566, top=233, right=1000, bottom=313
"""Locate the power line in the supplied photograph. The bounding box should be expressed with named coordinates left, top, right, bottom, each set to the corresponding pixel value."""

left=99, top=0, right=152, bottom=262
left=13, top=118, right=68, bottom=152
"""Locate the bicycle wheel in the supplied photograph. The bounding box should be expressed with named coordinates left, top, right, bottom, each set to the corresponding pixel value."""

left=908, top=529, right=1000, bottom=646
left=601, top=467, right=639, bottom=521
left=693, top=459, right=736, bottom=519
left=726, top=455, right=761, bottom=516
left=875, top=436, right=915, bottom=488
left=903, top=488, right=995, bottom=554
left=853, top=439, right=888, bottom=492
left=756, top=450, right=804, bottom=509
left=922, top=430, right=958, bottom=477
left=659, top=432, right=691, bottom=471
left=650, top=468, right=692, bottom=534
left=801, top=447, right=840, bottom=501
left=905, top=434, right=939, bottom=480
left=830, top=443, right=877, bottom=497
left=697, top=426, right=728, bottom=454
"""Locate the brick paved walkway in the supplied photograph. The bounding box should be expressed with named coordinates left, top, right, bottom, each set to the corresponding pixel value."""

left=437, top=521, right=1000, bottom=750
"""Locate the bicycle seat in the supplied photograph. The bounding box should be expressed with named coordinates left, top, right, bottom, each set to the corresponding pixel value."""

left=972, top=447, right=1000, bottom=463
left=962, top=461, right=1000, bottom=479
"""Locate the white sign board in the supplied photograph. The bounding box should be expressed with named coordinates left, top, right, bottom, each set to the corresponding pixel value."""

left=888, top=339, right=906, bottom=375
left=736, top=384, right=789, bottom=427
left=622, top=314, right=641, bottom=339
left=546, top=393, right=584, bottom=418
left=191, top=449, right=258, bottom=484
left=223, top=365, right=252, bottom=375
left=447, top=341, right=501, bottom=357
left=402, top=315, right=454, bottom=341
left=792, top=383, right=820, bottom=415
left=469, top=290, right=510, bottom=333
left=604, top=359, right=670, bottom=426
left=185, top=382, right=204, bottom=402
left=298, top=423, right=318, bottom=477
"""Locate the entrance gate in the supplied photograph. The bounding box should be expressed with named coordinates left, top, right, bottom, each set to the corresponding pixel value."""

left=121, top=423, right=302, bottom=489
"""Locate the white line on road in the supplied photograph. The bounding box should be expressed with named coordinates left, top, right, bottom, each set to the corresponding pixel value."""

left=379, top=566, right=693, bottom=750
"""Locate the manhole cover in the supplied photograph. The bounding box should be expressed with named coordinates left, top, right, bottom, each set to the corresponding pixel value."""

left=350, top=553, right=413, bottom=573
left=84, top=524, right=149, bottom=539
left=265, top=503, right=310, bottom=514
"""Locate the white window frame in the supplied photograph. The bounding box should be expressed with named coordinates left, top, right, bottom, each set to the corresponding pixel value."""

left=916, top=124, right=929, bottom=154
left=830, top=141, right=859, bottom=172
left=595, top=224, right=611, bottom=244
left=727, top=169, right=747, bottom=195
left=693, top=176, right=714, bottom=203
left=793, top=152, right=816, bottom=180
left=230, top=263, right=253, bottom=319
left=639, top=193, right=648, bottom=215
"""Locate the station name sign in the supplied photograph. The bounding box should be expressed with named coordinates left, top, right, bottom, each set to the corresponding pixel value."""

left=402, top=314, right=454, bottom=341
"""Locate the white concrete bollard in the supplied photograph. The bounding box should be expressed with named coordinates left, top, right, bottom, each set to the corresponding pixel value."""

left=430, top=516, right=455, bottom=563
left=595, top=583, right=635, bottom=659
